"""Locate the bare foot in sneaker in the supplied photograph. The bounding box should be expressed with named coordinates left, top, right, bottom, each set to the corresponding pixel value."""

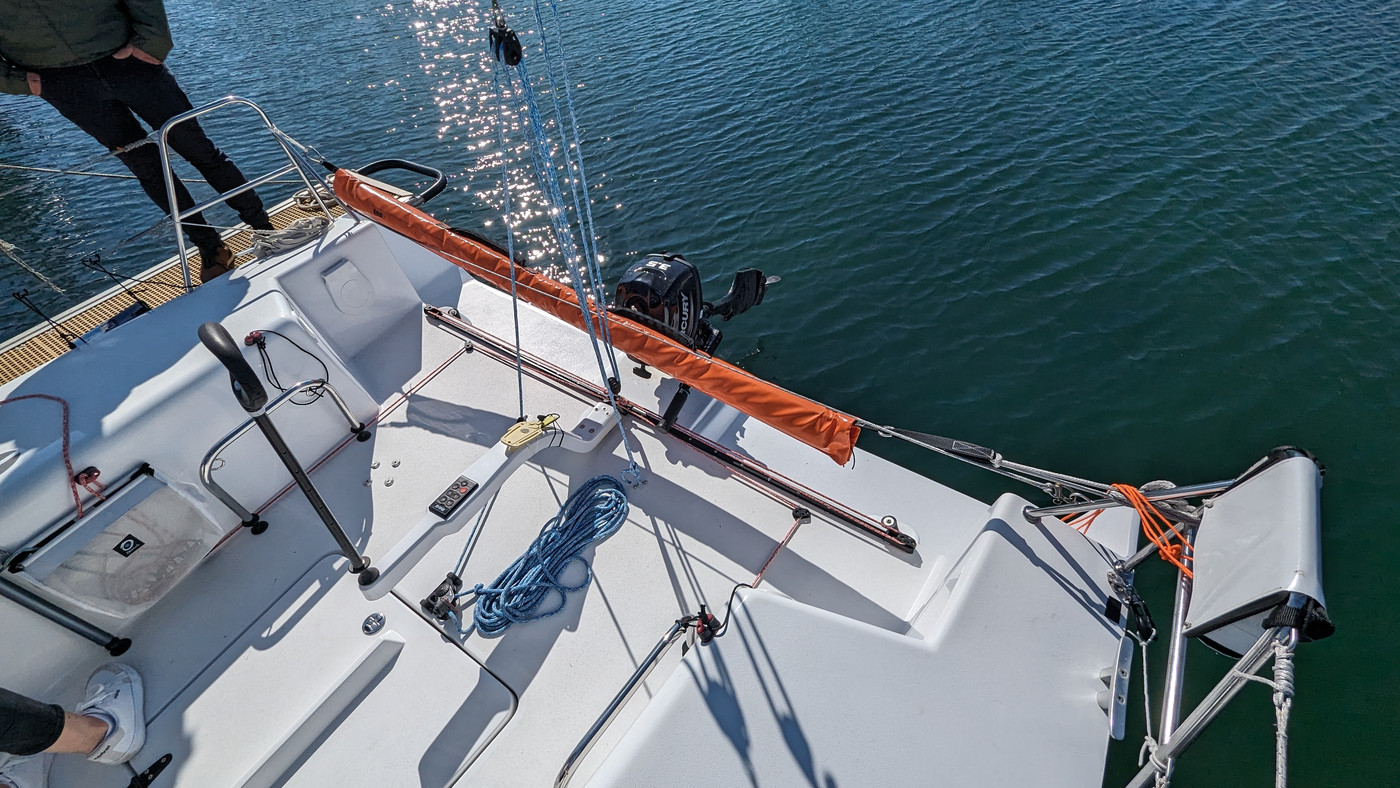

left=0, top=666, right=145, bottom=786
left=77, top=664, right=145, bottom=765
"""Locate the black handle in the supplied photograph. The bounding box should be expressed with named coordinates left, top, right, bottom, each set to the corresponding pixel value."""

left=198, top=322, right=267, bottom=413
left=356, top=158, right=448, bottom=206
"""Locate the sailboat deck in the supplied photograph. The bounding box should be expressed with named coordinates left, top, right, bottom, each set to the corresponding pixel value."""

left=0, top=200, right=342, bottom=386
left=36, top=308, right=980, bottom=786
left=1, top=216, right=1137, bottom=787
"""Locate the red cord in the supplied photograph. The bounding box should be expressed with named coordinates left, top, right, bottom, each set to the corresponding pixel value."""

left=0, top=394, right=84, bottom=517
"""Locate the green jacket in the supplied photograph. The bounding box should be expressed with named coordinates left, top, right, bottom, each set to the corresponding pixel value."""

left=0, top=0, right=174, bottom=95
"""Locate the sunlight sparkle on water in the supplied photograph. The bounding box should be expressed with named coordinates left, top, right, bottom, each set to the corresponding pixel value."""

left=406, top=0, right=606, bottom=272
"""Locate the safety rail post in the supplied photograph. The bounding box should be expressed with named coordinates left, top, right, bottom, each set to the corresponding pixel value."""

left=1155, top=533, right=1196, bottom=784
left=158, top=96, right=335, bottom=291
left=198, top=323, right=377, bottom=586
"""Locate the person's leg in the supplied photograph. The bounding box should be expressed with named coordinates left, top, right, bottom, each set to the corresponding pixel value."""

left=45, top=714, right=107, bottom=756
left=104, top=58, right=272, bottom=230
left=0, top=665, right=145, bottom=786
left=38, top=62, right=224, bottom=253
left=115, top=144, right=225, bottom=253
left=0, top=688, right=64, bottom=756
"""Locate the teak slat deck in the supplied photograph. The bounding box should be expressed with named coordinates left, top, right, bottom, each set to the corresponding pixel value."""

left=0, top=201, right=343, bottom=386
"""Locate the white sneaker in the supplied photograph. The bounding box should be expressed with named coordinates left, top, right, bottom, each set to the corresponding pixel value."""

left=0, top=752, right=50, bottom=788
left=76, top=663, right=145, bottom=765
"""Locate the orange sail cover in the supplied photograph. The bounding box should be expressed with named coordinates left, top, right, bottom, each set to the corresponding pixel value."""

left=335, top=170, right=860, bottom=464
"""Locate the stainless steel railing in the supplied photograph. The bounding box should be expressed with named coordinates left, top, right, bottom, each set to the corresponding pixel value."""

left=157, top=96, right=336, bottom=291
left=555, top=617, right=692, bottom=787
left=200, top=378, right=368, bottom=529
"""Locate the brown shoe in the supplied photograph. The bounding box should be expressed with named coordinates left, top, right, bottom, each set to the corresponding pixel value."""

left=198, top=244, right=235, bottom=283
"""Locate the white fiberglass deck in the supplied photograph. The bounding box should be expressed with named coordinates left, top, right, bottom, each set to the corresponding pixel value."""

left=1, top=216, right=1137, bottom=787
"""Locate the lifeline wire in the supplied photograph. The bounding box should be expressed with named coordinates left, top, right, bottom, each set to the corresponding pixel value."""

left=0, top=137, right=153, bottom=201
left=459, top=474, right=629, bottom=636
left=0, top=127, right=307, bottom=297
left=0, top=163, right=303, bottom=186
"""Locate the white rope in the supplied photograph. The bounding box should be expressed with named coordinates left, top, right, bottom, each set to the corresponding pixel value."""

left=1231, top=640, right=1295, bottom=788
left=1273, top=646, right=1294, bottom=788
left=1135, top=636, right=1173, bottom=786
left=248, top=217, right=331, bottom=259
left=0, top=237, right=64, bottom=293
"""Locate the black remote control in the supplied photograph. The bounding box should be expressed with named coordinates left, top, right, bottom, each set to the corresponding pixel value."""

left=429, top=475, right=479, bottom=518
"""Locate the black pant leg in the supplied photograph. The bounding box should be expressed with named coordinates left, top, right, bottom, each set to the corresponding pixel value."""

left=39, top=61, right=223, bottom=250
left=0, top=687, right=65, bottom=757
left=117, top=144, right=223, bottom=250
left=104, top=59, right=270, bottom=228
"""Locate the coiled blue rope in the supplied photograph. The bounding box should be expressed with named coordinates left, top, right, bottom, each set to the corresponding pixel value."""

left=465, top=475, right=629, bottom=636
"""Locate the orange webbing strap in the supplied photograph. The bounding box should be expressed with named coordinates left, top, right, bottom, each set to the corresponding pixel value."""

left=1112, top=483, right=1194, bottom=577
left=334, top=170, right=861, bottom=464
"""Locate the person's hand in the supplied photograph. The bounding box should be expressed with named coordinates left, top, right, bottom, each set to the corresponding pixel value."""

left=112, top=45, right=162, bottom=65
left=26, top=72, right=40, bottom=96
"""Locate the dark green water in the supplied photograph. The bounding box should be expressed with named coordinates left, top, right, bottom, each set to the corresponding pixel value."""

left=1, top=0, right=1395, bottom=784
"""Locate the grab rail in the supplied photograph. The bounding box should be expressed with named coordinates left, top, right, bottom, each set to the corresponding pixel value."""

left=200, top=378, right=369, bottom=531
left=158, top=96, right=336, bottom=291
left=556, top=617, right=690, bottom=786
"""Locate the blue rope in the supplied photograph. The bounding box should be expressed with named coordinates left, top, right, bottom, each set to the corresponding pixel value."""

left=464, top=474, right=629, bottom=636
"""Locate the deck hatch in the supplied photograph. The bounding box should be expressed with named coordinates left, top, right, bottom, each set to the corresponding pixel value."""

left=11, top=469, right=226, bottom=620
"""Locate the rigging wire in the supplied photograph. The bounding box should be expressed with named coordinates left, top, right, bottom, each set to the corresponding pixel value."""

left=1, top=125, right=332, bottom=296
left=0, top=137, right=154, bottom=202
left=858, top=419, right=1111, bottom=498
left=491, top=52, right=528, bottom=421
left=492, top=4, right=640, bottom=482
left=0, top=162, right=302, bottom=186
left=527, top=0, right=623, bottom=384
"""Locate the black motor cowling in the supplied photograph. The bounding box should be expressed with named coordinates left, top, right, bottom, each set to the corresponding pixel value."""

left=613, top=252, right=774, bottom=431
left=613, top=252, right=773, bottom=355
left=614, top=253, right=705, bottom=345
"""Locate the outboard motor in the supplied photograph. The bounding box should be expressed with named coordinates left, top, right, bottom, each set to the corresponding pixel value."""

left=614, top=253, right=774, bottom=350
left=614, top=253, right=705, bottom=346
left=613, top=252, right=776, bottom=430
